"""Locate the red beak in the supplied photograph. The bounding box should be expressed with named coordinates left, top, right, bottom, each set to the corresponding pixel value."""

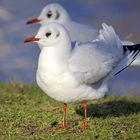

left=26, top=18, right=41, bottom=24
left=24, top=37, right=40, bottom=43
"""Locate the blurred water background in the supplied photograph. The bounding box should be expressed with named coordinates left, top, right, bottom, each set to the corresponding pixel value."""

left=0, top=0, right=140, bottom=95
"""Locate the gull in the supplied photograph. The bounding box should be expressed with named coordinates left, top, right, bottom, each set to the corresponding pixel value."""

left=26, top=3, right=98, bottom=42
left=26, top=3, right=140, bottom=66
left=24, top=22, right=140, bottom=129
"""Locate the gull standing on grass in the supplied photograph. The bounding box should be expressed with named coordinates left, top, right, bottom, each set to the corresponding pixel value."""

left=24, top=22, right=140, bottom=129
left=26, top=3, right=140, bottom=66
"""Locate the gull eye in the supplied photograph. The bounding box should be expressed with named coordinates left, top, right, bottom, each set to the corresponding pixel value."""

left=45, top=32, right=51, bottom=37
left=47, top=11, right=52, bottom=18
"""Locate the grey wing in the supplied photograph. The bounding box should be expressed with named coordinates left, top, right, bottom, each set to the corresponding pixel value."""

left=68, top=23, right=124, bottom=84
left=68, top=42, right=117, bottom=84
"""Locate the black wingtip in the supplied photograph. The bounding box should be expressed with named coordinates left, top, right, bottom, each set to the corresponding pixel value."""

left=115, top=48, right=140, bottom=76
left=123, top=44, right=140, bottom=54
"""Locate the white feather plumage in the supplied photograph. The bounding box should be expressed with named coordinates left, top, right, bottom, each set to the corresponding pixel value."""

left=35, top=23, right=139, bottom=103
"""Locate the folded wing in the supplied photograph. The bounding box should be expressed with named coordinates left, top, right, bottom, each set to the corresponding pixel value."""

left=68, top=23, right=125, bottom=84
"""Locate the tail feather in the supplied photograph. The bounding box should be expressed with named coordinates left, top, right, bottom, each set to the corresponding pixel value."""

left=102, top=50, right=140, bottom=85
left=122, top=40, right=134, bottom=46
left=99, top=23, right=123, bottom=58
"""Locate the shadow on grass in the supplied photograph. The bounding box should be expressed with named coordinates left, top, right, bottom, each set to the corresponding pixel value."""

left=75, top=100, right=140, bottom=118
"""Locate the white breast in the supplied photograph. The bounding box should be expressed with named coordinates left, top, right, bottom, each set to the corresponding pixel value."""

left=36, top=47, right=89, bottom=103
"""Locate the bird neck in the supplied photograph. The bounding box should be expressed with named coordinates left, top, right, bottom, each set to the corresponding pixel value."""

left=59, top=12, right=71, bottom=25
left=38, top=42, right=71, bottom=75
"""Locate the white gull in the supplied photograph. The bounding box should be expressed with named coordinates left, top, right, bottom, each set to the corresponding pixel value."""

left=24, top=22, right=140, bottom=129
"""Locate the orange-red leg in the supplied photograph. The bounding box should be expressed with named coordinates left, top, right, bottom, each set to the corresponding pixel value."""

left=83, top=103, right=88, bottom=129
left=62, top=103, right=67, bottom=128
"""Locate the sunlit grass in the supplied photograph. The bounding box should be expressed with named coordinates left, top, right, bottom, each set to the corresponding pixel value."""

left=0, top=83, right=140, bottom=139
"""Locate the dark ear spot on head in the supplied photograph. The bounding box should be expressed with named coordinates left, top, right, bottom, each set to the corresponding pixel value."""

left=55, top=10, right=60, bottom=19
left=47, top=11, right=52, bottom=18
left=56, top=32, right=60, bottom=37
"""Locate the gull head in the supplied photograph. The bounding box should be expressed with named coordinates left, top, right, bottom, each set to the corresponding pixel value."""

left=26, top=3, right=70, bottom=25
left=24, top=22, right=71, bottom=47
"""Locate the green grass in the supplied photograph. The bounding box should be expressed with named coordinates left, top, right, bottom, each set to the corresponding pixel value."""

left=0, top=83, right=140, bottom=140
